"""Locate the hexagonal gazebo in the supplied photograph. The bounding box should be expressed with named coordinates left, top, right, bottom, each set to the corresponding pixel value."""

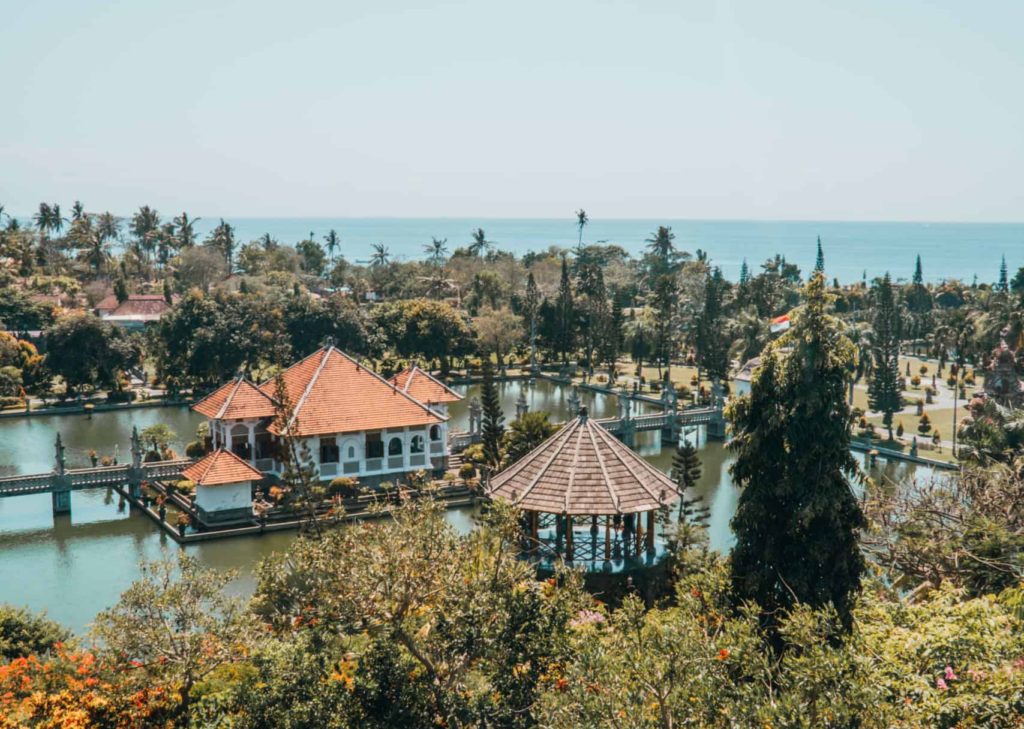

left=487, top=407, right=681, bottom=582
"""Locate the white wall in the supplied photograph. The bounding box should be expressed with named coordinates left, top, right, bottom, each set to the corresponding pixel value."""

left=195, top=480, right=252, bottom=513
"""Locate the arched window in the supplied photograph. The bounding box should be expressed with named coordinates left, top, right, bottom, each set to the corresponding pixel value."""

left=388, top=437, right=403, bottom=456
left=347, top=445, right=356, bottom=459
left=410, top=435, right=425, bottom=454
left=429, top=425, right=442, bottom=441
left=230, top=424, right=251, bottom=459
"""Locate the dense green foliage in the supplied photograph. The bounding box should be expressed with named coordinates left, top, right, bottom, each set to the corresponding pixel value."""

left=729, top=274, right=866, bottom=635
left=0, top=605, right=69, bottom=662
left=868, top=273, right=903, bottom=439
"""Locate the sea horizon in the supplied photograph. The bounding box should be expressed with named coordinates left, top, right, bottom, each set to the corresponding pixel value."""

left=11, top=215, right=1023, bottom=285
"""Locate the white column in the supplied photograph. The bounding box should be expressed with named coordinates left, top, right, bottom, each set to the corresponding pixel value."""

left=248, top=423, right=256, bottom=465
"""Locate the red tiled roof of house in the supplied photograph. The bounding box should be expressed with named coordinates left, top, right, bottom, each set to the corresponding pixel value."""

left=192, top=377, right=278, bottom=420
left=260, top=346, right=446, bottom=436
left=389, top=366, right=463, bottom=405
left=94, top=294, right=119, bottom=312
left=183, top=448, right=264, bottom=486
left=106, top=296, right=171, bottom=319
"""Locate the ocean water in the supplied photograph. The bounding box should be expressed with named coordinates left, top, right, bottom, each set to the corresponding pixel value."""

left=183, top=217, right=1022, bottom=285
left=13, top=215, right=1022, bottom=284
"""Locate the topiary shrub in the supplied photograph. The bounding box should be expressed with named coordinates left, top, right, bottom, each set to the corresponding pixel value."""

left=458, top=462, right=477, bottom=479
left=185, top=441, right=206, bottom=458
left=910, top=375, right=922, bottom=387
left=462, top=443, right=485, bottom=465
left=328, top=477, right=360, bottom=498
left=175, top=480, right=195, bottom=496
left=918, top=413, right=932, bottom=434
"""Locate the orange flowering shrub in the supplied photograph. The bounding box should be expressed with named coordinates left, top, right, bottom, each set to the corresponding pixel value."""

left=0, top=646, right=176, bottom=728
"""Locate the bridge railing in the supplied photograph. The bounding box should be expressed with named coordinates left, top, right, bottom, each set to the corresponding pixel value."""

left=0, top=459, right=193, bottom=498
left=69, top=465, right=129, bottom=486
left=143, top=459, right=192, bottom=480
left=0, top=473, right=58, bottom=496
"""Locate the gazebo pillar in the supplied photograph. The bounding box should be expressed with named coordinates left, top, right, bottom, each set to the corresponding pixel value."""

left=565, top=515, right=574, bottom=559
left=604, top=516, right=611, bottom=561
left=646, top=511, right=655, bottom=553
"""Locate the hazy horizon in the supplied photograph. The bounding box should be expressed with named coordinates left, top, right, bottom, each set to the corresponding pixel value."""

left=4, top=0, right=1023, bottom=221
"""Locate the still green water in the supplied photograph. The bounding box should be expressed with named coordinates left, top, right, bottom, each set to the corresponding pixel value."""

left=0, top=379, right=930, bottom=634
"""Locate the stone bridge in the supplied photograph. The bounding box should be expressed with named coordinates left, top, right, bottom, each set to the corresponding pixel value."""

left=450, top=383, right=725, bottom=452
left=0, top=427, right=190, bottom=518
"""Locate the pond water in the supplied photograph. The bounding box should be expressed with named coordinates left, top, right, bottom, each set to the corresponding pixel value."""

left=0, top=378, right=935, bottom=635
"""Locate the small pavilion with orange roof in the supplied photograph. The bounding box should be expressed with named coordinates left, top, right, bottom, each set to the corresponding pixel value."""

left=192, top=343, right=452, bottom=485
left=182, top=448, right=264, bottom=522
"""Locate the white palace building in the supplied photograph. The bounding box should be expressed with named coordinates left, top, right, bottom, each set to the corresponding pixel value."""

left=192, top=344, right=461, bottom=486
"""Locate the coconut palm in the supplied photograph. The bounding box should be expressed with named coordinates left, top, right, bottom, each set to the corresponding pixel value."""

left=645, top=226, right=676, bottom=259
left=33, top=202, right=64, bottom=240
left=173, top=212, right=200, bottom=249
left=130, top=206, right=161, bottom=263
left=575, top=208, right=589, bottom=249
left=729, top=306, right=769, bottom=364
left=420, top=267, right=457, bottom=300
left=323, top=229, right=340, bottom=265
left=96, top=212, right=120, bottom=243
left=370, top=242, right=390, bottom=267
left=71, top=200, right=86, bottom=222
left=423, top=237, right=448, bottom=266
left=82, top=227, right=111, bottom=274
left=468, top=228, right=490, bottom=257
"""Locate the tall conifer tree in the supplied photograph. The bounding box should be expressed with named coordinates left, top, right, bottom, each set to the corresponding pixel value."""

left=814, top=236, right=825, bottom=274
left=555, top=255, right=575, bottom=363
left=480, top=360, right=505, bottom=470
left=868, top=273, right=902, bottom=440
left=728, top=273, right=865, bottom=637
left=694, top=267, right=730, bottom=384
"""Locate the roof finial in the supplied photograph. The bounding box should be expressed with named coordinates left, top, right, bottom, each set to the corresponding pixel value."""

left=323, top=335, right=336, bottom=350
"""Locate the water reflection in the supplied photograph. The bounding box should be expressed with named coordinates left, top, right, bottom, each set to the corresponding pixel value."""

left=0, top=378, right=936, bottom=634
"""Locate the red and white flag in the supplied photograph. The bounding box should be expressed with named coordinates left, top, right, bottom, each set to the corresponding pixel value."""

left=770, top=314, right=791, bottom=334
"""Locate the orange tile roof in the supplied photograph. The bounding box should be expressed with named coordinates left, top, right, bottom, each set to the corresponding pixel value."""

left=183, top=448, right=264, bottom=486
left=260, top=347, right=446, bottom=437
left=389, top=366, right=463, bottom=405
left=192, top=378, right=278, bottom=420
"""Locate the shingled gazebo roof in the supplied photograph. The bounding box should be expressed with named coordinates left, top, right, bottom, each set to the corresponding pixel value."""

left=488, top=411, right=681, bottom=516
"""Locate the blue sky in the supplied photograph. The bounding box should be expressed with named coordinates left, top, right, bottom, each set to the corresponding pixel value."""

left=2, top=0, right=1022, bottom=220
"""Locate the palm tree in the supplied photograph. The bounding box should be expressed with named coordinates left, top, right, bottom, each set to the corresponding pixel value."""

left=71, top=200, right=86, bottom=222
left=259, top=233, right=278, bottom=251
left=323, top=229, right=340, bottom=265
left=96, top=212, right=120, bottom=243
left=173, top=212, right=200, bottom=249
left=420, top=267, right=456, bottom=300
left=84, top=228, right=111, bottom=274
left=730, top=306, right=769, bottom=363
left=370, top=242, right=390, bottom=267
left=423, top=237, right=448, bottom=266
left=130, top=205, right=161, bottom=263
left=575, top=208, right=588, bottom=249
left=468, top=228, right=490, bottom=257
left=645, top=226, right=676, bottom=259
